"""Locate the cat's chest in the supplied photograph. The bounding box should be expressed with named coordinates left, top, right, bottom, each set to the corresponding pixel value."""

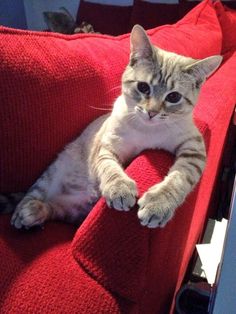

left=108, top=125, right=173, bottom=163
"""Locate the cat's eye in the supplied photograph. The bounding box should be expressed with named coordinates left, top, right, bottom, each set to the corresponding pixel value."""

left=165, top=92, right=182, bottom=103
left=137, top=82, right=150, bottom=95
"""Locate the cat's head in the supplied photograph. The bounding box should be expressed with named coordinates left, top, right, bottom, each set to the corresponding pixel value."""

left=122, top=25, right=222, bottom=125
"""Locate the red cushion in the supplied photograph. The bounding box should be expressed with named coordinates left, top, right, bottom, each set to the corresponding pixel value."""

left=76, top=0, right=133, bottom=35
left=148, top=0, right=222, bottom=58
left=130, top=0, right=180, bottom=29
left=214, top=1, right=236, bottom=54
left=0, top=0, right=222, bottom=193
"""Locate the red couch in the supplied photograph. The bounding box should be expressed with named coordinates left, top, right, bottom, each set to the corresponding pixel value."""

left=1, top=1, right=236, bottom=313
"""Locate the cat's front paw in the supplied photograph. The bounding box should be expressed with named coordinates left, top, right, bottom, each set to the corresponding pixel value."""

left=137, top=191, right=175, bottom=228
left=102, top=178, right=138, bottom=211
left=11, top=200, right=49, bottom=229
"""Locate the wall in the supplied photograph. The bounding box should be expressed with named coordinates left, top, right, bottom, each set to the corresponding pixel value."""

left=0, top=0, right=179, bottom=31
left=23, top=0, right=80, bottom=30
left=0, top=0, right=27, bottom=29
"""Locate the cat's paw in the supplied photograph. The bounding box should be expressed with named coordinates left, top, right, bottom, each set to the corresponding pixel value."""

left=137, top=191, right=175, bottom=228
left=103, top=178, right=138, bottom=211
left=11, top=200, right=49, bottom=229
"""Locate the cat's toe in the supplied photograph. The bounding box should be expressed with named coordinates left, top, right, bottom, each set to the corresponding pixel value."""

left=11, top=200, right=48, bottom=229
left=137, top=190, right=176, bottom=228
left=11, top=212, right=23, bottom=229
left=111, top=193, right=136, bottom=211
left=137, top=199, right=174, bottom=228
left=103, top=178, right=138, bottom=211
left=138, top=206, right=167, bottom=228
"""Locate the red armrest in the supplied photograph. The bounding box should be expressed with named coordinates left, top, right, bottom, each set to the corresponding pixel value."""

left=72, top=149, right=199, bottom=313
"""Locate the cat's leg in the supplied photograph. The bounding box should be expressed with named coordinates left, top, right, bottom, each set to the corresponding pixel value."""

left=137, top=135, right=206, bottom=228
left=11, top=154, right=97, bottom=229
left=11, top=163, right=63, bottom=229
left=12, top=192, right=95, bottom=229
left=94, top=146, right=138, bottom=211
left=12, top=194, right=95, bottom=230
left=12, top=197, right=53, bottom=229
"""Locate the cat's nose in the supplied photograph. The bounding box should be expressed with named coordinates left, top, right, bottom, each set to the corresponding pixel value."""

left=148, top=111, right=158, bottom=119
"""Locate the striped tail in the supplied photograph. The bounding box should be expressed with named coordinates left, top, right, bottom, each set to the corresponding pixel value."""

left=0, top=192, right=25, bottom=214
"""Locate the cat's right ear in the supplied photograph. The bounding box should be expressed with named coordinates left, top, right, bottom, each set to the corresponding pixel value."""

left=130, top=25, right=153, bottom=63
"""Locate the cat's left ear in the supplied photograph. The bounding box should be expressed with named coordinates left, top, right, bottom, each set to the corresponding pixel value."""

left=185, top=55, right=223, bottom=84
left=130, top=25, right=153, bottom=61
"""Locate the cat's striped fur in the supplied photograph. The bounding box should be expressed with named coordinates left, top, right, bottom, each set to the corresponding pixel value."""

left=3, top=25, right=222, bottom=229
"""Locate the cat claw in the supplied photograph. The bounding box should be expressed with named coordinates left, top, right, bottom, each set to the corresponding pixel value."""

left=106, top=195, right=136, bottom=211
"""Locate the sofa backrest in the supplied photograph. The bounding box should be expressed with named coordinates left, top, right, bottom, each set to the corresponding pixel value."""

left=0, top=0, right=222, bottom=193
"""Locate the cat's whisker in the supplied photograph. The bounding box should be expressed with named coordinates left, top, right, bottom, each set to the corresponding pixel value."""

left=88, top=105, right=112, bottom=111
left=126, top=112, right=137, bottom=120
left=124, top=114, right=137, bottom=124
left=105, top=85, right=121, bottom=96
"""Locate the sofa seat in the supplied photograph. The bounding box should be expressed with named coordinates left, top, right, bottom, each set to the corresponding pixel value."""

left=0, top=215, right=128, bottom=314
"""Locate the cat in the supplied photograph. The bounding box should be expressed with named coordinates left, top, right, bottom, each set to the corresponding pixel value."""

left=2, top=25, right=222, bottom=229
left=43, top=7, right=97, bottom=35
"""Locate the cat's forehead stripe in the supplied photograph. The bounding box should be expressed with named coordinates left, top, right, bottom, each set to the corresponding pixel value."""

left=150, top=66, right=175, bottom=90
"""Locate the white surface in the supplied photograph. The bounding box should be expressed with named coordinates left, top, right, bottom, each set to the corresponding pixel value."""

left=212, top=178, right=236, bottom=313
left=196, top=219, right=228, bottom=285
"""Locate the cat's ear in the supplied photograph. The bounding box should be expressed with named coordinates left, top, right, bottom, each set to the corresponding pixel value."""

left=130, top=25, right=153, bottom=61
left=184, top=55, right=223, bottom=85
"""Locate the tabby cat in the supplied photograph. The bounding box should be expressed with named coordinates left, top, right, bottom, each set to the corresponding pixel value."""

left=43, top=7, right=97, bottom=34
left=4, top=25, right=222, bottom=229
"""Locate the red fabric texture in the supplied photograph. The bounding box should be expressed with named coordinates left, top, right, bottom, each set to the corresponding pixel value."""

left=1, top=1, right=235, bottom=313
left=0, top=216, right=126, bottom=314
left=147, top=0, right=222, bottom=58
left=76, top=0, right=133, bottom=35
left=130, top=0, right=180, bottom=30
left=214, top=1, right=236, bottom=53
